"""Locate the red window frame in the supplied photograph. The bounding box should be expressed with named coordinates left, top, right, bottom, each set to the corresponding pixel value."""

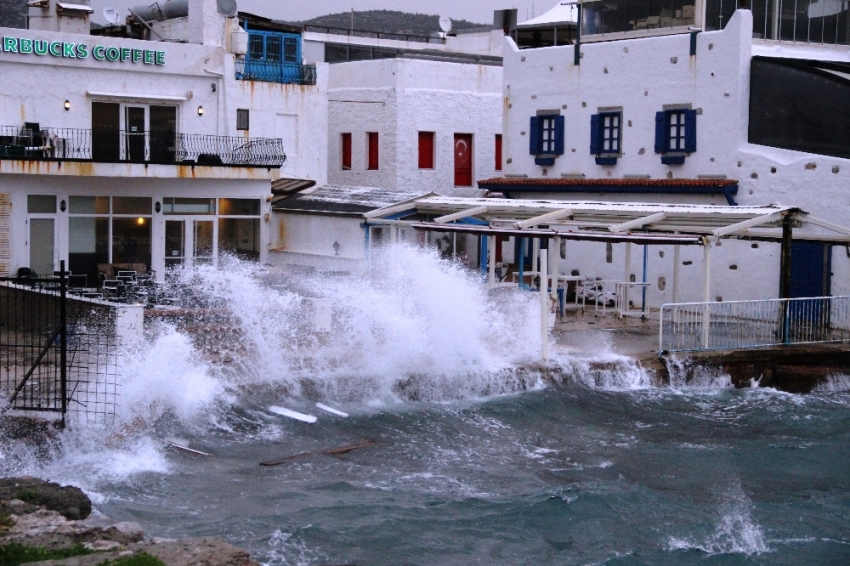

left=341, top=133, right=352, bottom=170
left=418, top=131, right=435, bottom=169
left=367, top=132, right=379, bottom=170
left=495, top=134, right=503, bottom=171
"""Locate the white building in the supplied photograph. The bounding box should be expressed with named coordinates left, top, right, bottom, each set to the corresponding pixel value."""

left=481, top=2, right=850, bottom=306
left=326, top=56, right=504, bottom=197
left=0, top=0, right=329, bottom=285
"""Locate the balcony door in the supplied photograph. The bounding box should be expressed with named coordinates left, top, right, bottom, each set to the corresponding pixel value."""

left=91, top=102, right=177, bottom=163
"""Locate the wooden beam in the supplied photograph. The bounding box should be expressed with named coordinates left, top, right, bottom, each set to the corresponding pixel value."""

left=434, top=206, right=489, bottom=224
left=514, top=208, right=573, bottom=229
left=609, top=212, right=667, bottom=233
left=712, top=211, right=783, bottom=237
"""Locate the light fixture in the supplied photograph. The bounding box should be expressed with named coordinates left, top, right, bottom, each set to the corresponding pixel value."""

left=136, top=217, right=146, bottom=226
left=155, top=201, right=161, bottom=213
left=333, top=241, right=340, bottom=256
left=59, top=199, right=66, bottom=212
left=63, top=100, right=71, bottom=111
left=197, top=106, right=204, bottom=116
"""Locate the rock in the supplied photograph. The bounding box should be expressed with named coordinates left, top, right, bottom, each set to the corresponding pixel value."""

left=3, top=508, right=144, bottom=550
left=0, top=477, right=91, bottom=520
left=25, top=537, right=260, bottom=566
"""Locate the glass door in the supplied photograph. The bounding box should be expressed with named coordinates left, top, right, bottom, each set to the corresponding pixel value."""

left=164, top=218, right=216, bottom=269
left=165, top=220, right=185, bottom=267
left=125, top=106, right=146, bottom=162
left=29, top=219, right=55, bottom=277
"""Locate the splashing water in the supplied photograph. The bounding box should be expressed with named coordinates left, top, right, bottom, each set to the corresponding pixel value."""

left=668, top=484, right=770, bottom=556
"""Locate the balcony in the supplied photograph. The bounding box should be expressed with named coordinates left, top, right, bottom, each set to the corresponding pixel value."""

left=235, top=60, right=317, bottom=86
left=0, top=126, right=287, bottom=167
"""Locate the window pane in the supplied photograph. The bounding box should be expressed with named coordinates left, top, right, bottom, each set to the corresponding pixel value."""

left=283, top=36, right=298, bottom=62
left=112, top=217, right=151, bottom=267
left=218, top=198, right=260, bottom=216
left=249, top=35, right=264, bottom=59
left=69, top=196, right=109, bottom=214
left=27, top=195, right=56, bottom=214
left=162, top=197, right=215, bottom=215
left=69, top=216, right=108, bottom=286
left=266, top=35, right=282, bottom=62
left=113, top=197, right=152, bottom=215
left=219, top=218, right=260, bottom=261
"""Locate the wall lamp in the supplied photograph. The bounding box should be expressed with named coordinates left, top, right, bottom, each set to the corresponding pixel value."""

left=197, top=106, right=204, bottom=116
left=63, top=100, right=71, bottom=111
left=60, top=199, right=66, bottom=212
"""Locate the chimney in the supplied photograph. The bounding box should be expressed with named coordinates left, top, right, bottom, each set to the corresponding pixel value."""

left=188, top=0, right=228, bottom=46
left=28, top=0, right=92, bottom=34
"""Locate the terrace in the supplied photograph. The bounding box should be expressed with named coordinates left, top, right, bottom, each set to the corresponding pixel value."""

left=0, top=125, right=286, bottom=168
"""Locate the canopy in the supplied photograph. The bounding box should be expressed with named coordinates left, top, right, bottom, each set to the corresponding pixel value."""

left=517, top=1, right=579, bottom=28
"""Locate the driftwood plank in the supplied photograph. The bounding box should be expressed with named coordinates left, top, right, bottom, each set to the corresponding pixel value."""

left=260, top=440, right=378, bottom=467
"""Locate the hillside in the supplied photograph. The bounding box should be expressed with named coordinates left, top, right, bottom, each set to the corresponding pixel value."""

left=0, top=0, right=26, bottom=28
left=296, top=10, right=488, bottom=37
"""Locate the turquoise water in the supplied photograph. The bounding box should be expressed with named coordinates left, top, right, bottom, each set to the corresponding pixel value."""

left=55, top=384, right=850, bottom=566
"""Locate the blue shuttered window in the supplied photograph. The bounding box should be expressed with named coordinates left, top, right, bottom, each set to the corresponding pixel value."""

left=591, top=112, right=621, bottom=165
left=529, top=114, right=564, bottom=166
left=656, top=108, right=696, bottom=164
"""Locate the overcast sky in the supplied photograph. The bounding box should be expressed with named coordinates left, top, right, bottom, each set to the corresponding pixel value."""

left=88, top=0, right=547, bottom=26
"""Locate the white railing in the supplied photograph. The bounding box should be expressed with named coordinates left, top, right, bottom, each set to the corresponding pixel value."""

left=660, top=295, right=850, bottom=352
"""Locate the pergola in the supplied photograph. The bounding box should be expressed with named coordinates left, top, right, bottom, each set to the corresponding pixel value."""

left=368, top=196, right=849, bottom=296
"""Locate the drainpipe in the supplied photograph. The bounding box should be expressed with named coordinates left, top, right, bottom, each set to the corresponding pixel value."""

left=702, top=238, right=712, bottom=349
left=574, top=3, right=581, bottom=66
left=539, top=248, right=549, bottom=363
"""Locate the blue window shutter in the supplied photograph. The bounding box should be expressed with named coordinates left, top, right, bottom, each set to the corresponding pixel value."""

left=554, top=115, right=565, bottom=155
left=529, top=116, right=540, bottom=155
left=684, top=109, right=697, bottom=153
left=655, top=111, right=666, bottom=153
left=590, top=114, right=600, bottom=154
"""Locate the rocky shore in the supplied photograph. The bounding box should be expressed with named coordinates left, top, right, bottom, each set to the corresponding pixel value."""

left=0, top=477, right=258, bottom=566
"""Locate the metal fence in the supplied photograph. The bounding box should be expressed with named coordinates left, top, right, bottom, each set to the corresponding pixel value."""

left=0, top=126, right=287, bottom=167
left=660, top=295, right=850, bottom=352
left=0, top=267, right=120, bottom=424
left=235, top=60, right=318, bottom=85
left=707, top=0, right=850, bottom=45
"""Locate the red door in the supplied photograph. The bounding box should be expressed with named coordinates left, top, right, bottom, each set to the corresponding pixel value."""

left=454, top=134, right=473, bottom=186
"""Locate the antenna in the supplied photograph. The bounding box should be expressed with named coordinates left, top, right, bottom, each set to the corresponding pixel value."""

left=439, top=15, right=453, bottom=33
left=216, top=0, right=238, bottom=17
left=103, top=7, right=120, bottom=25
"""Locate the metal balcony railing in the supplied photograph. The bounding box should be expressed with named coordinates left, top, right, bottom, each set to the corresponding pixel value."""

left=0, top=126, right=286, bottom=167
left=235, top=60, right=318, bottom=85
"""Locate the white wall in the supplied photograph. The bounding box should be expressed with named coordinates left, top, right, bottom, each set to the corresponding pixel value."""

left=327, top=58, right=503, bottom=196
left=269, top=212, right=367, bottom=275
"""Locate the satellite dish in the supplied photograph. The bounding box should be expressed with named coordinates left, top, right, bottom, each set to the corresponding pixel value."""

left=103, top=7, right=120, bottom=25
left=217, top=0, right=238, bottom=17
left=439, top=15, right=453, bottom=33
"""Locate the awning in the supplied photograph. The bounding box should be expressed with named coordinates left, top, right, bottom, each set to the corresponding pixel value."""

left=477, top=177, right=740, bottom=205
left=517, top=1, right=579, bottom=28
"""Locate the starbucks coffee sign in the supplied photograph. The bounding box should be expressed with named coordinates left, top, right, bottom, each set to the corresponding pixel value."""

left=1, top=36, right=166, bottom=65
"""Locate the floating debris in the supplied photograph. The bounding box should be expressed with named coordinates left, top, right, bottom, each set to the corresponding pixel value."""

left=268, top=405, right=318, bottom=423
left=260, top=440, right=379, bottom=467
left=316, top=403, right=349, bottom=417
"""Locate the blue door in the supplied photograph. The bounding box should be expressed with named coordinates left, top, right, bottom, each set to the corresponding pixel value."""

left=788, top=243, right=832, bottom=336
left=790, top=242, right=831, bottom=298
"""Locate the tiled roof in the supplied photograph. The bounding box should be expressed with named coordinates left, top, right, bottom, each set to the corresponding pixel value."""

left=478, top=177, right=738, bottom=188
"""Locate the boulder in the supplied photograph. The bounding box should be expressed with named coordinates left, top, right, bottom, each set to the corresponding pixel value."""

left=0, top=477, right=91, bottom=520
